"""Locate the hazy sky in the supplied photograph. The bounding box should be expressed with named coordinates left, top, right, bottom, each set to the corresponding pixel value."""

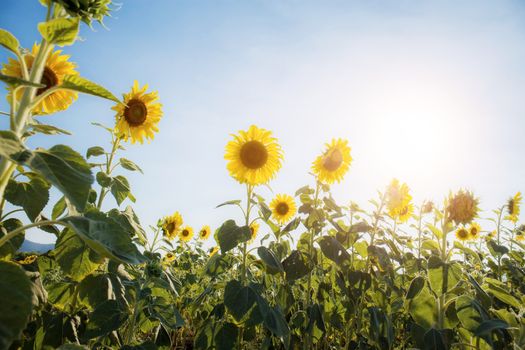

left=1, top=0, right=524, bottom=245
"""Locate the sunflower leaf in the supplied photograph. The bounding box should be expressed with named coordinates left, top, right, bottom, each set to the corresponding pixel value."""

left=61, top=75, right=120, bottom=103
left=4, top=172, right=50, bottom=222
left=0, top=28, right=19, bottom=54
left=0, top=73, right=45, bottom=88
left=37, top=17, right=80, bottom=46
left=119, top=158, right=143, bottom=173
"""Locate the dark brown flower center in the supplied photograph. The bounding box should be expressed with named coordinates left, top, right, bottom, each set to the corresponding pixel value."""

left=240, top=140, right=268, bottom=169
left=166, top=222, right=175, bottom=234
left=200, top=230, right=207, bottom=237
left=471, top=228, right=478, bottom=236
left=37, top=66, right=58, bottom=96
left=276, top=202, right=289, bottom=216
left=458, top=229, right=468, bottom=238
left=124, top=98, right=148, bottom=126
left=323, top=149, right=343, bottom=171
left=182, top=229, right=189, bottom=236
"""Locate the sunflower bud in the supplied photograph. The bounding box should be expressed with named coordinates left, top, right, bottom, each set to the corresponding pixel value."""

left=53, top=0, right=112, bottom=25
left=446, top=190, right=478, bottom=225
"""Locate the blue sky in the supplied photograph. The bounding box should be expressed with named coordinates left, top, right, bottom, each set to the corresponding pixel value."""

left=1, top=0, right=525, bottom=245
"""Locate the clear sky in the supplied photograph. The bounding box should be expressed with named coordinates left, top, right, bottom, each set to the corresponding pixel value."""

left=1, top=0, right=524, bottom=245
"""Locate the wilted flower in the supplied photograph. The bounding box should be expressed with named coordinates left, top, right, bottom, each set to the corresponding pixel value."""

left=446, top=190, right=478, bottom=225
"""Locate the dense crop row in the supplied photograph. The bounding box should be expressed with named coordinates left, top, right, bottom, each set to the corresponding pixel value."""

left=0, top=1, right=524, bottom=350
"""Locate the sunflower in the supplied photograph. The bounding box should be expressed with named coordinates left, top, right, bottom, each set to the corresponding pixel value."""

left=209, top=246, right=219, bottom=257
left=2, top=44, right=78, bottom=115
left=270, top=194, right=297, bottom=225
left=516, top=225, right=525, bottom=242
left=486, top=230, right=496, bottom=240
left=179, top=226, right=194, bottom=242
left=506, top=192, right=522, bottom=223
left=163, top=252, right=176, bottom=264
left=312, top=138, right=352, bottom=184
left=421, top=200, right=434, bottom=214
left=161, top=212, right=183, bottom=240
left=18, top=255, right=37, bottom=265
left=446, top=190, right=478, bottom=225
left=455, top=227, right=469, bottom=241
left=112, top=80, right=163, bottom=144
left=249, top=222, right=260, bottom=243
left=397, top=203, right=414, bottom=223
left=225, top=125, right=283, bottom=186
left=468, top=222, right=481, bottom=240
left=199, top=225, right=211, bottom=240
left=386, top=179, right=412, bottom=218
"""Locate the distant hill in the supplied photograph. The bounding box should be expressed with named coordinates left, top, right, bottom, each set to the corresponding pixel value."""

left=20, top=240, right=55, bottom=253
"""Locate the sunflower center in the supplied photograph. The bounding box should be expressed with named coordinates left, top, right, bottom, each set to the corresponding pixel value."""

left=37, top=66, right=58, bottom=96
left=124, top=99, right=148, bottom=126
left=458, top=229, right=468, bottom=238
left=323, top=149, right=343, bottom=171
left=200, top=230, right=207, bottom=237
left=182, top=229, right=189, bottom=236
left=471, top=228, right=478, bottom=236
left=239, top=140, right=268, bottom=169
left=166, top=222, right=176, bottom=234
left=276, top=202, right=289, bottom=216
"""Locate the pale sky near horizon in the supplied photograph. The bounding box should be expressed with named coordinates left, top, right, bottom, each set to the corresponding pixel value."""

left=1, top=0, right=524, bottom=246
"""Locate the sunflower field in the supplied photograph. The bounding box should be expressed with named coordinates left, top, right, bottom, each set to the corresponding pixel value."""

left=1, top=1, right=525, bottom=350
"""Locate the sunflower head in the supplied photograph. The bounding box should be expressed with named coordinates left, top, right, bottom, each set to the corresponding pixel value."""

left=446, top=190, right=479, bottom=225
left=54, top=0, right=112, bottom=25
left=516, top=225, right=525, bottom=242
left=468, top=222, right=481, bottom=240
left=225, top=125, right=283, bottom=186
left=506, top=192, right=522, bottom=223
left=312, top=138, right=352, bottom=184
left=486, top=230, right=496, bottom=241
left=421, top=201, right=434, bottom=214
left=209, top=246, right=220, bottom=257
left=270, top=194, right=297, bottom=225
left=397, top=203, right=414, bottom=223
left=455, top=227, right=469, bottom=241
left=386, top=179, right=412, bottom=218
left=112, top=80, right=163, bottom=144
left=249, top=222, right=260, bottom=243
left=199, top=225, right=211, bottom=240
left=18, top=255, right=38, bottom=265
left=161, top=212, right=183, bottom=240
left=162, top=252, right=176, bottom=264
left=179, top=226, right=194, bottom=242
left=2, top=44, right=78, bottom=115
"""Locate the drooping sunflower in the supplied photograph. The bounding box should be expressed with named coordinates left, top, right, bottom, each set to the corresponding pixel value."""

left=2, top=44, right=78, bottom=115
left=446, top=190, right=479, bottom=225
left=112, top=80, right=163, bottom=144
left=312, top=138, right=352, bottom=185
left=18, top=255, right=38, bottom=265
left=161, top=212, right=183, bottom=240
left=199, top=225, right=211, bottom=240
left=225, top=125, right=283, bottom=186
left=455, top=227, right=469, bottom=241
left=506, top=192, right=522, bottom=223
left=468, top=222, right=481, bottom=240
left=270, top=194, right=297, bottom=225
left=209, top=246, right=219, bottom=257
left=397, top=203, right=414, bottom=223
left=249, top=222, right=260, bottom=243
left=386, top=179, right=412, bottom=218
left=179, top=226, right=194, bottom=242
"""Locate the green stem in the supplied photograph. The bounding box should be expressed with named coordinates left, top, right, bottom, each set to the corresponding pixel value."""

left=97, top=136, right=121, bottom=209
left=0, top=220, right=64, bottom=248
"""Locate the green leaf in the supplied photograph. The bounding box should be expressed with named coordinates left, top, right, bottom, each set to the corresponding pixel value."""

left=57, top=345, right=89, bottom=350
left=282, top=250, right=312, bottom=281
left=0, top=73, right=45, bottom=88
left=62, top=209, right=146, bottom=265
left=406, top=276, right=426, bottom=299
left=427, top=256, right=462, bottom=296
left=107, top=206, right=147, bottom=243
left=216, top=220, right=251, bottom=253
left=120, top=158, right=143, bottom=173
left=456, top=295, right=490, bottom=333
left=408, top=283, right=438, bottom=330
left=83, top=299, right=128, bottom=339
left=474, top=319, right=509, bottom=337
left=484, top=277, right=521, bottom=309
left=37, top=17, right=80, bottom=46
left=86, top=146, right=105, bottom=158
left=0, top=131, right=32, bottom=163
left=205, top=253, right=233, bottom=276
left=53, top=228, right=103, bottom=281
left=30, top=145, right=94, bottom=212
left=77, top=274, right=113, bottom=310
left=52, top=196, right=67, bottom=219
left=46, top=281, right=76, bottom=311
left=264, top=306, right=290, bottom=339
left=28, top=123, right=72, bottom=136
left=224, top=280, right=258, bottom=323
left=423, top=328, right=446, bottom=350
left=5, top=172, right=50, bottom=221
left=110, top=175, right=133, bottom=205
left=487, top=240, right=509, bottom=257
left=257, top=246, right=284, bottom=273
left=96, top=171, right=111, bottom=187
left=0, top=28, right=19, bottom=53
left=0, top=219, right=25, bottom=259
left=318, top=235, right=350, bottom=266
left=216, top=200, right=241, bottom=208
left=214, top=322, right=238, bottom=350
left=0, top=261, right=34, bottom=350
left=148, top=297, right=185, bottom=329
left=61, top=75, right=120, bottom=103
